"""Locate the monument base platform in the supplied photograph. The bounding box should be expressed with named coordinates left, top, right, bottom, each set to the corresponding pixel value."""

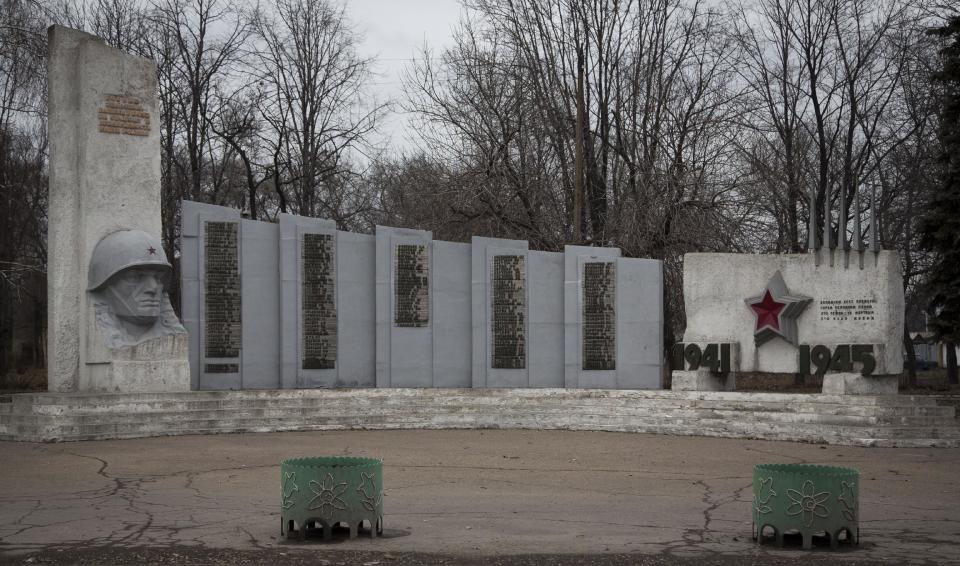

left=671, top=371, right=736, bottom=391
left=822, top=373, right=899, bottom=395
left=1, top=388, right=957, bottom=447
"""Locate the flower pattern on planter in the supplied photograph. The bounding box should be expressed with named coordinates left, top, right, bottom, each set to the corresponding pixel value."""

left=786, top=479, right=831, bottom=527
left=838, top=480, right=856, bottom=521
left=356, top=472, right=383, bottom=512
left=308, top=473, right=348, bottom=517
left=753, top=476, right=777, bottom=515
left=281, top=471, right=299, bottom=509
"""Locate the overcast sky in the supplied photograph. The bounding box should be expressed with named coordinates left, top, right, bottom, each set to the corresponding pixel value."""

left=342, top=0, right=464, bottom=155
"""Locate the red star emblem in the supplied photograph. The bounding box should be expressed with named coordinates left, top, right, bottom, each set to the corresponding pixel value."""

left=745, top=271, right=812, bottom=346
left=147, top=247, right=157, bottom=255
left=749, top=290, right=784, bottom=332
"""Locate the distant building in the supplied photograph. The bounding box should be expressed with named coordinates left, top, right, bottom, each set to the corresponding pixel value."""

left=909, top=332, right=959, bottom=369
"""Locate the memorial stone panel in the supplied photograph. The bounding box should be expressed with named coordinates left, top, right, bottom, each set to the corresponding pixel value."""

left=394, top=244, right=429, bottom=327
left=183, top=204, right=663, bottom=390
left=204, top=221, right=241, bottom=360
left=681, top=252, right=903, bottom=375
left=582, top=262, right=616, bottom=371
left=301, top=233, right=337, bottom=370
left=432, top=241, right=472, bottom=387
left=491, top=255, right=526, bottom=369
left=48, top=27, right=191, bottom=393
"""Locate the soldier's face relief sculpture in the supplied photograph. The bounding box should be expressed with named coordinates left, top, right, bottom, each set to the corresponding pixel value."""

left=88, top=230, right=186, bottom=349
left=102, top=266, right=169, bottom=324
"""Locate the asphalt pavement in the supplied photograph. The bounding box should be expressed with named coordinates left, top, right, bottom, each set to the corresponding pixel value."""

left=1, top=429, right=958, bottom=564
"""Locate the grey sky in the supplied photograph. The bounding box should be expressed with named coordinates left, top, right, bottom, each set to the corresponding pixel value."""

left=343, top=0, right=464, bottom=154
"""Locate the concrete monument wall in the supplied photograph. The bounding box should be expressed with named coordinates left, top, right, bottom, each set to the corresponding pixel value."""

left=48, top=26, right=188, bottom=393
left=334, top=232, right=377, bottom=387
left=528, top=251, right=565, bottom=388
left=181, top=202, right=665, bottom=390
left=682, top=252, right=903, bottom=375
left=181, top=202, right=242, bottom=390
left=431, top=241, right=473, bottom=387
left=375, top=226, right=434, bottom=387
left=675, top=251, right=903, bottom=394
left=279, top=213, right=335, bottom=389
left=239, top=218, right=280, bottom=389
left=471, top=237, right=529, bottom=388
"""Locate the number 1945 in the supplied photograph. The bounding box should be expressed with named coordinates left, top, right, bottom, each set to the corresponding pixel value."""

left=799, top=344, right=876, bottom=376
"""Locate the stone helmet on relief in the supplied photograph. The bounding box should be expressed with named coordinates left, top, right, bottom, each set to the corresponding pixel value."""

left=88, top=230, right=172, bottom=290
left=88, top=229, right=186, bottom=349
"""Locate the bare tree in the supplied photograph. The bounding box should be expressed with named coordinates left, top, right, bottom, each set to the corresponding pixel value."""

left=0, top=0, right=48, bottom=374
left=404, top=0, right=745, bottom=343
left=90, top=0, right=148, bottom=53
left=732, top=0, right=808, bottom=251
left=255, top=0, right=384, bottom=225
left=151, top=0, right=252, bottom=201
left=207, top=86, right=273, bottom=219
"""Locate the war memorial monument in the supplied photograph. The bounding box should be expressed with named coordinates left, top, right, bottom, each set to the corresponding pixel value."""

left=0, top=26, right=955, bottom=451
left=0, top=24, right=959, bottom=566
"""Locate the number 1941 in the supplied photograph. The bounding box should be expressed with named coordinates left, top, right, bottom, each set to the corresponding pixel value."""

left=799, top=344, right=876, bottom=376
left=672, top=343, right=732, bottom=374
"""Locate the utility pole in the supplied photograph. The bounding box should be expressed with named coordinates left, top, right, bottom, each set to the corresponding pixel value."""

left=574, top=48, right=585, bottom=244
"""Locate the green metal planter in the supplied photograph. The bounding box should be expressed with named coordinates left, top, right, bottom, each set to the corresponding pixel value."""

left=281, top=456, right=384, bottom=540
left=752, top=463, right=858, bottom=549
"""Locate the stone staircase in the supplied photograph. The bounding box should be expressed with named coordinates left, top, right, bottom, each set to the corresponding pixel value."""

left=932, top=394, right=960, bottom=419
left=1, top=389, right=957, bottom=446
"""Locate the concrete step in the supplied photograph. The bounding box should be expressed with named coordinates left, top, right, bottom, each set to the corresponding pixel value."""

left=12, top=394, right=954, bottom=421
left=4, top=417, right=957, bottom=447
left=11, top=389, right=946, bottom=407
left=5, top=407, right=957, bottom=436
left=932, top=395, right=960, bottom=419
left=6, top=405, right=957, bottom=426
left=8, top=401, right=956, bottom=430
left=2, top=389, right=957, bottom=446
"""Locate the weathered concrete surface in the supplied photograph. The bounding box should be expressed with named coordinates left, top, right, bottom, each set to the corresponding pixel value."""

left=671, top=371, right=736, bottom=391
left=1, top=430, right=958, bottom=564
left=48, top=26, right=186, bottom=394
left=682, top=252, right=903, bottom=375
left=822, top=373, right=899, bottom=395
left=2, top=388, right=957, bottom=447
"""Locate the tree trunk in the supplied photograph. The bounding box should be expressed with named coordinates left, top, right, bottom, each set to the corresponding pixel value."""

left=0, top=283, right=9, bottom=375
left=903, top=325, right=917, bottom=389
left=947, top=342, right=958, bottom=385
left=574, top=49, right=585, bottom=243
left=32, top=290, right=44, bottom=369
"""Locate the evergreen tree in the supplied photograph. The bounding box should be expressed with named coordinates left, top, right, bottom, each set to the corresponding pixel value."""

left=924, top=16, right=960, bottom=384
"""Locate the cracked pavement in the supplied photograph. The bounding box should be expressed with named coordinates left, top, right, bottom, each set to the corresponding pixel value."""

left=1, top=430, right=959, bottom=564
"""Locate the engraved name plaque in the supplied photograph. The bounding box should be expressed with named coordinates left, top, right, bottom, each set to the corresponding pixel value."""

left=204, top=221, right=241, bottom=360
left=491, top=255, right=526, bottom=369
left=302, top=233, right=337, bottom=370
left=818, top=297, right=878, bottom=322
left=582, top=262, right=616, bottom=371
left=98, top=94, right=150, bottom=136
left=394, top=244, right=429, bottom=327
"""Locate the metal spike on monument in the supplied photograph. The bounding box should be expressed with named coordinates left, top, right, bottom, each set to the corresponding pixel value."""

left=823, top=184, right=833, bottom=266
left=852, top=189, right=863, bottom=269
left=870, top=183, right=880, bottom=257
left=840, top=184, right=849, bottom=268
left=809, top=185, right=818, bottom=264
